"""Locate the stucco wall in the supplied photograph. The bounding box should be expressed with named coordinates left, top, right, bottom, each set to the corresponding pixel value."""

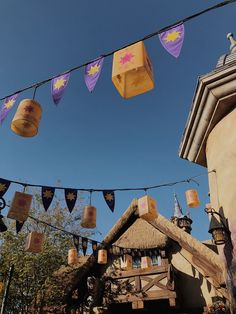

left=171, top=249, right=217, bottom=309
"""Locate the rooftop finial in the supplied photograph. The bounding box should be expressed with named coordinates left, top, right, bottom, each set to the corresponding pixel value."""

left=173, top=193, right=184, bottom=218
left=227, top=33, right=236, bottom=53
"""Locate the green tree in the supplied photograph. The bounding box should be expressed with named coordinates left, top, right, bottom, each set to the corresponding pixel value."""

left=0, top=188, right=91, bottom=313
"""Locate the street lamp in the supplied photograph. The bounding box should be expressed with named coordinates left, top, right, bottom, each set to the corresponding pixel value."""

left=205, top=207, right=230, bottom=245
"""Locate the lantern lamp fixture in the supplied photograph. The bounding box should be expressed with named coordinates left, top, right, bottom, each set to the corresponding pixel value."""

left=205, top=207, right=230, bottom=245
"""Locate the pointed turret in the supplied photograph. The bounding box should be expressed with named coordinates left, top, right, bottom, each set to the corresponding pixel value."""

left=171, top=193, right=192, bottom=234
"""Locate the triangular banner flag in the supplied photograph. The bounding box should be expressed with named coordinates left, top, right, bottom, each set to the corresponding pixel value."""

left=103, top=190, right=115, bottom=212
left=51, top=73, right=70, bottom=105
left=73, top=235, right=80, bottom=252
left=92, top=240, right=97, bottom=254
left=84, top=57, right=104, bottom=92
left=82, top=237, right=88, bottom=256
left=0, top=178, right=11, bottom=198
left=158, top=23, right=185, bottom=58
left=42, top=187, right=55, bottom=211
left=16, top=220, right=24, bottom=234
left=65, top=189, right=77, bottom=213
left=0, top=94, right=19, bottom=124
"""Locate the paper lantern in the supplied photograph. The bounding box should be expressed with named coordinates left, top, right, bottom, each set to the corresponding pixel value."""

left=81, top=205, right=96, bottom=229
left=98, top=249, right=107, bottom=264
left=112, top=41, right=154, bottom=99
left=185, top=189, right=200, bottom=208
left=11, top=99, right=42, bottom=137
left=138, top=195, right=158, bottom=221
left=7, top=192, right=32, bottom=222
left=25, top=231, right=44, bottom=253
left=68, top=248, right=79, bottom=265
left=120, top=254, right=133, bottom=270
left=141, top=256, right=152, bottom=269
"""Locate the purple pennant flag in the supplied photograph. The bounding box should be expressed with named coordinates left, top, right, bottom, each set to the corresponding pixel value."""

left=159, top=23, right=185, bottom=58
left=84, top=57, right=104, bottom=92
left=0, top=94, right=19, bottom=124
left=51, top=73, right=70, bottom=105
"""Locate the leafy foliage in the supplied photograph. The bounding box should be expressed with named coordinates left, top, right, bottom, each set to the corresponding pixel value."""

left=0, top=188, right=89, bottom=313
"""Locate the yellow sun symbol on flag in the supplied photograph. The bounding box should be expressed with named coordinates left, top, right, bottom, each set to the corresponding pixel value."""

left=88, top=64, right=100, bottom=76
left=105, top=193, right=113, bottom=202
left=0, top=183, right=6, bottom=192
left=164, top=31, right=181, bottom=43
left=4, top=99, right=15, bottom=109
left=43, top=190, right=53, bottom=199
left=66, top=192, right=76, bottom=201
left=54, top=78, right=66, bottom=90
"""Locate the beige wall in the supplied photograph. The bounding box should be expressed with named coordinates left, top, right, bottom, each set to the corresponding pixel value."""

left=206, top=108, right=236, bottom=252
left=171, top=250, right=217, bottom=308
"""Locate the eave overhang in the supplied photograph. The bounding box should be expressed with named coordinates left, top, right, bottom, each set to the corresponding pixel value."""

left=179, top=62, right=236, bottom=167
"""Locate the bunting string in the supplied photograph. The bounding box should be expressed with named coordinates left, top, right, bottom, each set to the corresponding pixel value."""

left=0, top=170, right=214, bottom=193
left=0, top=0, right=234, bottom=102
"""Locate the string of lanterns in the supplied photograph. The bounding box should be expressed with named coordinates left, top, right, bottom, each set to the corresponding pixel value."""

left=0, top=1, right=235, bottom=136
left=0, top=171, right=213, bottom=217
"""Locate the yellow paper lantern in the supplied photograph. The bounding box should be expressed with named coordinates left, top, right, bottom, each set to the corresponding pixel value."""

left=98, top=249, right=107, bottom=264
left=81, top=205, right=96, bottom=229
left=7, top=191, right=32, bottom=222
left=112, top=41, right=154, bottom=99
left=25, top=231, right=44, bottom=253
left=68, top=248, right=79, bottom=265
left=11, top=99, right=42, bottom=137
left=138, top=195, right=158, bottom=221
left=185, top=189, right=200, bottom=208
left=141, top=256, right=152, bottom=269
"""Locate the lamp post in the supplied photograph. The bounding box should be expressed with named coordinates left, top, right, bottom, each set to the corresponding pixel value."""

left=0, top=265, right=14, bottom=314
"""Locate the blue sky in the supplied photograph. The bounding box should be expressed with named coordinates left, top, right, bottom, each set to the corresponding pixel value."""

left=0, top=0, right=235, bottom=241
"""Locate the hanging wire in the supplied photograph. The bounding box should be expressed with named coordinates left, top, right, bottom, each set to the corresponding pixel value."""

left=0, top=170, right=215, bottom=194
left=0, top=1, right=235, bottom=101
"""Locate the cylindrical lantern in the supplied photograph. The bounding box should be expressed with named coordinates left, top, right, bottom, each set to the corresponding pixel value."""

left=7, top=191, right=32, bottom=222
left=185, top=189, right=200, bottom=208
left=11, top=99, right=42, bottom=137
left=141, top=256, right=152, bottom=269
left=68, top=248, right=79, bottom=265
left=98, top=249, right=107, bottom=264
left=25, top=231, right=44, bottom=253
left=81, top=205, right=96, bottom=229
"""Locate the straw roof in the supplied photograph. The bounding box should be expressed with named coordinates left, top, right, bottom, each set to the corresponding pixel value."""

left=114, top=217, right=169, bottom=249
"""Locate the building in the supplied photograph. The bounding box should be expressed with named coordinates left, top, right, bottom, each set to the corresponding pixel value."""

left=35, top=199, right=229, bottom=313
left=179, top=33, right=236, bottom=313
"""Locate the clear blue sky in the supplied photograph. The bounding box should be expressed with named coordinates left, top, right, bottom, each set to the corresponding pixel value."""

left=0, top=0, right=235, bottom=241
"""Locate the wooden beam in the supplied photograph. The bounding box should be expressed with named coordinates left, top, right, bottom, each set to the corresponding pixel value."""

left=109, top=265, right=168, bottom=279
left=142, top=274, right=167, bottom=292
left=135, top=276, right=141, bottom=292
left=115, top=290, right=176, bottom=303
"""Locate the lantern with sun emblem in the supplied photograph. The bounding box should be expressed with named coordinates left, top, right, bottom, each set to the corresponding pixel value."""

left=112, top=41, right=154, bottom=99
left=25, top=231, right=44, bottom=253
left=7, top=191, right=32, bottom=222
left=138, top=195, right=158, bottom=221
left=185, top=189, right=200, bottom=208
left=81, top=205, right=96, bottom=229
left=68, top=248, right=79, bottom=265
left=11, top=99, right=42, bottom=137
left=141, top=256, right=152, bottom=269
left=98, top=249, right=107, bottom=265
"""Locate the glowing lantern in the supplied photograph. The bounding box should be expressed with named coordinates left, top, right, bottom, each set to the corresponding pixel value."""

left=68, top=248, right=79, bottom=265
left=81, top=205, right=96, bottom=229
left=25, top=231, right=44, bottom=253
left=7, top=192, right=32, bottom=222
left=138, top=195, right=158, bottom=221
left=141, top=256, right=152, bottom=269
left=120, top=254, right=133, bottom=270
left=112, top=41, right=154, bottom=99
left=11, top=99, right=42, bottom=137
left=185, top=189, right=200, bottom=208
left=98, top=249, right=107, bottom=264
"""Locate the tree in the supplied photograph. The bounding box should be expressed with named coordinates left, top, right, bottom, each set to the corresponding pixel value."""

left=0, top=187, right=91, bottom=313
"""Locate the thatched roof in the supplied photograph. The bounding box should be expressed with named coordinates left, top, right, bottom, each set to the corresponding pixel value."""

left=114, top=218, right=169, bottom=249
